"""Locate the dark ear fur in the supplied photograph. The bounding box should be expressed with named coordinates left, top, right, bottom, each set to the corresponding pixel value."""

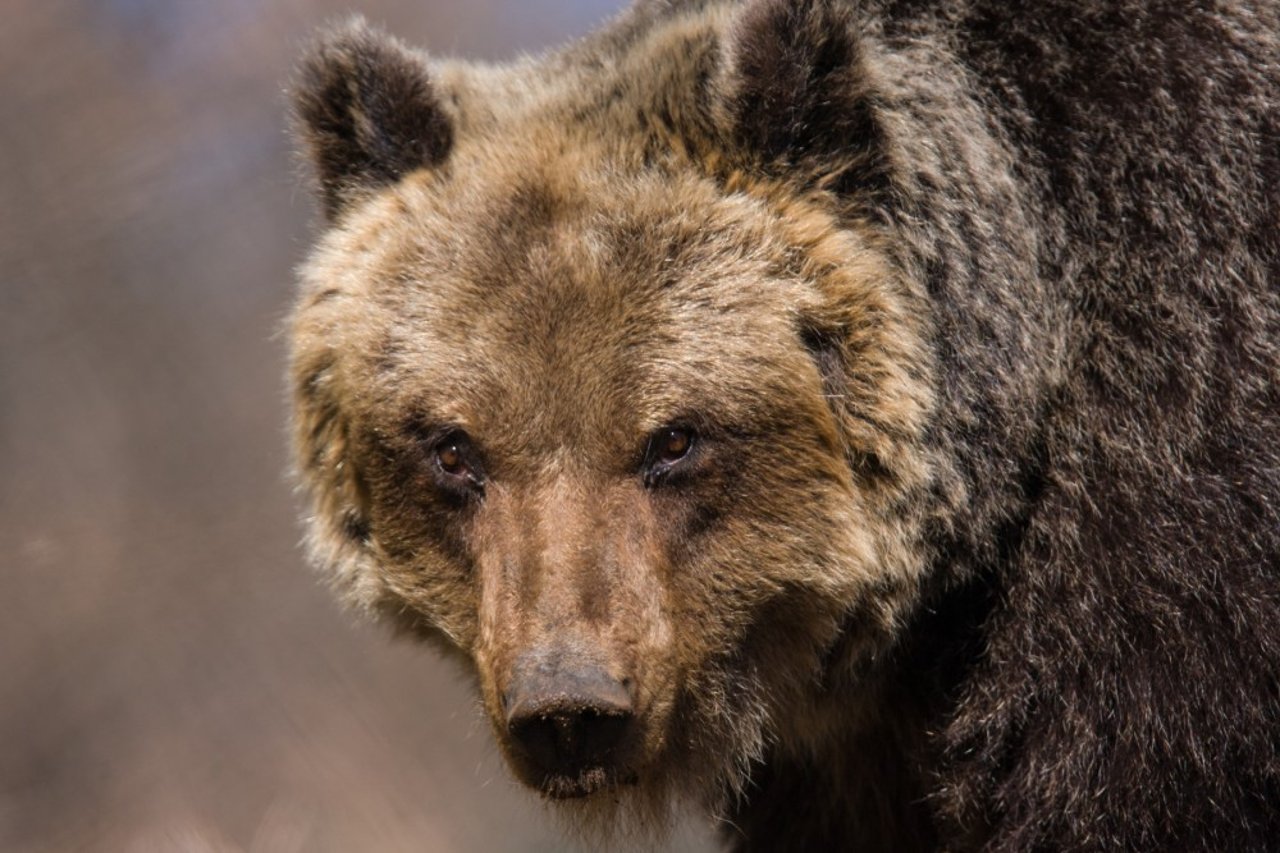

left=717, top=0, right=885, bottom=191
left=290, top=18, right=453, bottom=220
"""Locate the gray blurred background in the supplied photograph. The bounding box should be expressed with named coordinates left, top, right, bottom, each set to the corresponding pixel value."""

left=0, top=2, right=717, bottom=850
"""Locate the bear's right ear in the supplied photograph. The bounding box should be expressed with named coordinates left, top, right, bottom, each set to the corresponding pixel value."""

left=290, top=19, right=453, bottom=220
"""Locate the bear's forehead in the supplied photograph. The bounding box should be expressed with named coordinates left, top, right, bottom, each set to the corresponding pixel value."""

left=323, top=162, right=823, bottom=458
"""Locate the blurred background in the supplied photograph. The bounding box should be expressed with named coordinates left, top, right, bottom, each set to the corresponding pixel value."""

left=0, top=2, right=716, bottom=850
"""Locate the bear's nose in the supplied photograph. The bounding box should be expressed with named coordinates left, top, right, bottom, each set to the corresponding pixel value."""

left=505, top=661, right=633, bottom=784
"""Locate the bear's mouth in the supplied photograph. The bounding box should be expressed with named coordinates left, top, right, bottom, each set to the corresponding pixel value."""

left=538, top=765, right=640, bottom=800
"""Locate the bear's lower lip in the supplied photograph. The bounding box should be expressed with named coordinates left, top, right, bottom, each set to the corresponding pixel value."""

left=538, top=766, right=638, bottom=799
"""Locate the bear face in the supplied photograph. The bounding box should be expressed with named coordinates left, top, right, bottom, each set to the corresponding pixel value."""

left=289, top=9, right=936, bottom=825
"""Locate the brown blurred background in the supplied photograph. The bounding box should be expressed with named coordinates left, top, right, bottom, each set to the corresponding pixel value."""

left=0, top=2, right=715, bottom=850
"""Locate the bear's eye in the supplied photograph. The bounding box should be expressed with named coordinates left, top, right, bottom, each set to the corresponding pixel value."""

left=437, top=440, right=465, bottom=474
left=656, top=428, right=692, bottom=462
left=643, top=427, right=696, bottom=487
left=432, top=430, right=484, bottom=496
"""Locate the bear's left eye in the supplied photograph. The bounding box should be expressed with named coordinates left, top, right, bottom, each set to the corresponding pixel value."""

left=642, top=426, right=696, bottom=487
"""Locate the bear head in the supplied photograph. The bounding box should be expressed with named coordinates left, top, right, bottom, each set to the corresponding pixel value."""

left=288, top=1, right=936, bottom=832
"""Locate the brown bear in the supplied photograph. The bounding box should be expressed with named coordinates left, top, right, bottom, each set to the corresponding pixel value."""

left=286, top=1, right=1280, bottom=849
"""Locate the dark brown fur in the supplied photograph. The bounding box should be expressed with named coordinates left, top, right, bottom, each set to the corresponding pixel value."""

left=287, top=1, right=1280, bottom=848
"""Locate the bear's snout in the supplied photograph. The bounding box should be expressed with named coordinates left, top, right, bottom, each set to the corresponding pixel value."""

left=504, top=653, right=636, bottom=797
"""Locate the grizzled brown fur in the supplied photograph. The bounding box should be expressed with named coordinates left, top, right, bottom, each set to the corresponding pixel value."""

left=287, top=1, right=1280, bottom=849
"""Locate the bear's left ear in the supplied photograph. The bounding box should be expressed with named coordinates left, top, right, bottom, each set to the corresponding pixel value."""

left=290, top=18, right=454, bottom=220
left=714, top=0, right=885, bottom=190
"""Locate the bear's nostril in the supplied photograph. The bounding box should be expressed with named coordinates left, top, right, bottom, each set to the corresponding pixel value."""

left=508, top=706, right=632, bottom=776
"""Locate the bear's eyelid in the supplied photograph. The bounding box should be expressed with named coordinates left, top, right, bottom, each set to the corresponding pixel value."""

left=403, top=415, right=469, bottom=445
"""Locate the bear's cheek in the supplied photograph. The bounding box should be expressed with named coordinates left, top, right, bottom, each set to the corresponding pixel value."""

left=335, top=435, right=486, bottom=645
left=647, top=460, right=876, bottom=710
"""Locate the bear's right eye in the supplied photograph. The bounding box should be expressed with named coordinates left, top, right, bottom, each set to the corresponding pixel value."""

left=430, top=430, right=484, bottom=499
left=437, top=440, right=466, bottom=475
